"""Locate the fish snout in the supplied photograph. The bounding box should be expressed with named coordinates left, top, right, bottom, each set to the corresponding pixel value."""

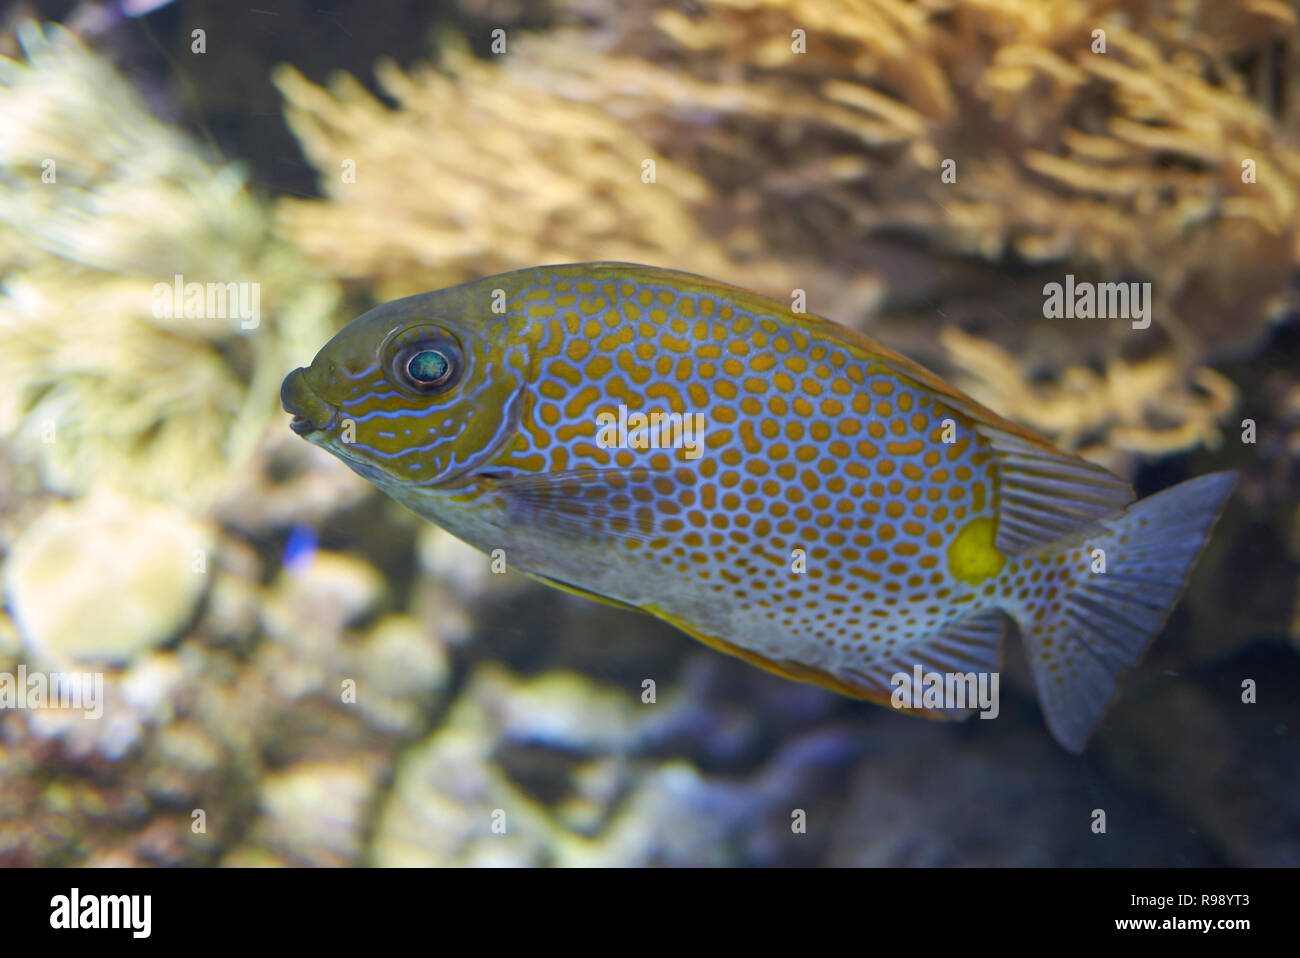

left=281, top=367, right=338, bottom=436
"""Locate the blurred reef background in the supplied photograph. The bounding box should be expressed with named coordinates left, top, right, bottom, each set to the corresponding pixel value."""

left=0, top=0, right=1298, bottom=866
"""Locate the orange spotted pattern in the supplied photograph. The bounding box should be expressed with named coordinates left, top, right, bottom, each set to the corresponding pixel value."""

left=452, top=264, right=1015, bottom=678
left=286, top=262, right=1236, bottom=751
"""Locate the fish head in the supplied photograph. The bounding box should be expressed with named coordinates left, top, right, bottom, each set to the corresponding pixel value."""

left=280, top=283, right=530, bottom=491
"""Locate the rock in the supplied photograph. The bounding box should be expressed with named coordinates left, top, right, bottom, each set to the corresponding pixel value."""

left=257, top=550, right=386, bottom=702
left=0, top=609, right=20, bottom=659
left=826, top=716, right=1220, bottom=867
left=372, top=717, right=557, bottom=867
left=416, top=522, right=517, bottom=597
left=370, top=664, right=656, bottom=866
left=1094, top=641, right=1300, bottom=866
left=350, top=614, right=449, bottom=734
left=261, top=550, right=386, bottom=644
left=253, top=761, right=377, bottom=866
left=2, top=489, right=212, bottom=665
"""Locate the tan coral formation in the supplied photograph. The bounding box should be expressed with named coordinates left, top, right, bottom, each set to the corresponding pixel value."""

left=938, top=326, right=1236, bottom=474
left=273, top=50, right=799, bottom=304
left=0, top=23, right=337, bottom=509
left=272, top=0, right=1300, bottom=465
left=641, top=0, right=1300, bottom=302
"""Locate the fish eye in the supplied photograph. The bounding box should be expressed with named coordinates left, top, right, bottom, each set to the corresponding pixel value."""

left=405, top=348, right=452, bottom=388
left=381, top=324, right=466, bottom=397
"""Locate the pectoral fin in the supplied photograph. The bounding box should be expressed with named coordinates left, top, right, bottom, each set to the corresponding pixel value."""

left=477, top=467, right=670, bottom=546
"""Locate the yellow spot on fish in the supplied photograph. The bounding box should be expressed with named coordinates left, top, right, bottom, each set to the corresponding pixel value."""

left=946, top=516, right=1005, bottom=585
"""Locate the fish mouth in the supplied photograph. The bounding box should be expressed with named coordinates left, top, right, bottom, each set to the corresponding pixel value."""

left=280, top=367, right=338, bottom=436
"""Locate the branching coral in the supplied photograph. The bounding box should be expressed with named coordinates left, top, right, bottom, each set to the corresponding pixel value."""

left=938, top=326, right=1236, bottom=475
left=0, top=23, right=337, bottom=510
left=273, top=0, right=1296, bottom=466
left=274, top=48, right=801, bottom=304
left=583, top=0, right=1300, bottom=351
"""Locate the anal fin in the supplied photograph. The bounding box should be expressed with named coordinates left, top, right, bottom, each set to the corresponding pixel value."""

left=646, top=602, right=1005, bottom=722
left=838, top=607, right=1006, bottom=720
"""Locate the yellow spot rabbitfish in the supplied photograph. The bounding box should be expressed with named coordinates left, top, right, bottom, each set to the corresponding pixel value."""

left=281, top=263, right=1234, bottom=752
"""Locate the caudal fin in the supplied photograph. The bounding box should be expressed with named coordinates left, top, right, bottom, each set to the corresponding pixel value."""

left=1013, top=471, right=1235, bottom=753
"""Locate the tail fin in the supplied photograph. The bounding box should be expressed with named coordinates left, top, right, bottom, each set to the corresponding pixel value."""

left=1011, top=471, right=1235, bottom=753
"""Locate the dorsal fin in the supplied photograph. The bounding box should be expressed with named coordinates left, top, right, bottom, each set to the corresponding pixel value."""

left=863, top=350, right=1134, bottom=556
left=974, top=426, right=1134, bottom=555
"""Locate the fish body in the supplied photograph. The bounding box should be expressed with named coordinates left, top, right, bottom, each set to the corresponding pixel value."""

left=281, top=263, right=1234, bottom=751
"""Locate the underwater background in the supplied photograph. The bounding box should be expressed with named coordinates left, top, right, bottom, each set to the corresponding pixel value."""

left=0, top=0, right=1297, bottom=866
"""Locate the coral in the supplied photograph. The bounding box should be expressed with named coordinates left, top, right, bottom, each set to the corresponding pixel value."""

left=269, top=0, right=1300, bottom=465
left=937, top=326, right=1236, bottom=475
left=0, top=23, right=338, bottom=510
left=273, top=48, right=801, bottom=305
left=2, top=488, right=213, bottom=665
left=278, top=0, right=1300, bottom=353
left=368, top=662, right=852, bottom=866
left=589, top=0, right=1300, bottom=351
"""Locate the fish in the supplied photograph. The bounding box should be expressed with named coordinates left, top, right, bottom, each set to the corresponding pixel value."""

left=280, top=262, right=1234, bottom=752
